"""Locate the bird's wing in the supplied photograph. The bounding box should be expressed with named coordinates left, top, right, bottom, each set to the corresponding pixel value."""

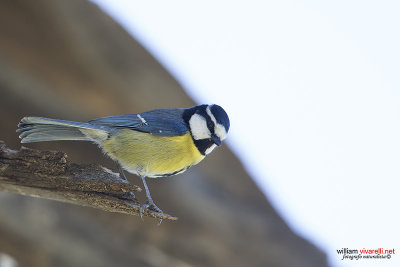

left=89, top=109, right=188, bottom=136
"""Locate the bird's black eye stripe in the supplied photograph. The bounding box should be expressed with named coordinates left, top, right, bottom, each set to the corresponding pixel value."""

left=206, top=116, right=214, bottom=133
left=182, top=104, right=216, bottom=135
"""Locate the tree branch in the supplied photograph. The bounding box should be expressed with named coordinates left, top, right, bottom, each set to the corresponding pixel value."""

left=0, top=141, right=177, bottom=221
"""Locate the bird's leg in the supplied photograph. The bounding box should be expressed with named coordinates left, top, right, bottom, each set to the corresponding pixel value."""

left=139, top=175, right=164, bottom=225
left=140, top=175, right=162, bottom=212
left=119, top=165, right=128, bottom=180
left=118, top=165, right=135, bottom=199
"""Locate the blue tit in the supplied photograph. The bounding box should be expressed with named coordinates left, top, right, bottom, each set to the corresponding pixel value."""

left=17, top=104, right=230, bottom=218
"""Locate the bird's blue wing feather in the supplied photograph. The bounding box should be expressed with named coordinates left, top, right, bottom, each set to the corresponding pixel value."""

left=89, top=109, right=187, bottom=136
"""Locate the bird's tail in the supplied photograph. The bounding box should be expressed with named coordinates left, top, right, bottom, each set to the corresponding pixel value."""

left=17, top=117, right=107, bottom=143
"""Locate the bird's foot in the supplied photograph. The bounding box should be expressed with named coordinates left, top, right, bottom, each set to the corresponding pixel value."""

left=121, top=191, right=136, bottom=200
left=139, top=200, right=164, bottom=226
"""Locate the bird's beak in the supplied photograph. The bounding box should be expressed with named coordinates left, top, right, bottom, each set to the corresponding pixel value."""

left=211, top=134, right=221, bottom=146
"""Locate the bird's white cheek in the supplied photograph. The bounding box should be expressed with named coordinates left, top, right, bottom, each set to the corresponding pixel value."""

left=215, top=123, right=227, bottom=140
left=205, top=144, right=217, bottom=155
left=189, top=113, right=211, bottom=140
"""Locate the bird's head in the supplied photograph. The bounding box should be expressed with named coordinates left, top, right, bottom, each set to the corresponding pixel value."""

left=183, top=104, right=230, bottom=155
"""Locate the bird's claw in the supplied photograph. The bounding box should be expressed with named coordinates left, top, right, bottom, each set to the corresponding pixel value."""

left=121, top=191, right=136, bottom=200
left=139, top=203, right=149, bottom=220
left=139, top=201, right=164, bottom=226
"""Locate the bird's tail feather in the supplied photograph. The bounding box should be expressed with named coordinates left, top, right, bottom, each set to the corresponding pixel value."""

left=17, top=117, right=101, bottom=143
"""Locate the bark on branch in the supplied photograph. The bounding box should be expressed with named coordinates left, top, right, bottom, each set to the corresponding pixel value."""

left=0, top=141, right=177, bottom=221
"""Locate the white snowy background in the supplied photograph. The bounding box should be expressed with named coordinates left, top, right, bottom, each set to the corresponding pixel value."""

left=91, top=1, right=400, bottom=266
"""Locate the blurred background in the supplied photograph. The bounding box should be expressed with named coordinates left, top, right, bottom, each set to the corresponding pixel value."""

left=0, top=1, right=398, bottom=267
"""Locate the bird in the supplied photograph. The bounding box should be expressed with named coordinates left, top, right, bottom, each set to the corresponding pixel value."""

left=17, top=104, right=230, bottom=221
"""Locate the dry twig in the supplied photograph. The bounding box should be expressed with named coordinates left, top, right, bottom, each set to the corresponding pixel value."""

left=0, top=140, right=177, bottom=221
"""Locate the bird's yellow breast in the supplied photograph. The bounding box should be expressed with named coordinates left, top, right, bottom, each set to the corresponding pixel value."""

left=102, top=129, right=204, bottom=178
